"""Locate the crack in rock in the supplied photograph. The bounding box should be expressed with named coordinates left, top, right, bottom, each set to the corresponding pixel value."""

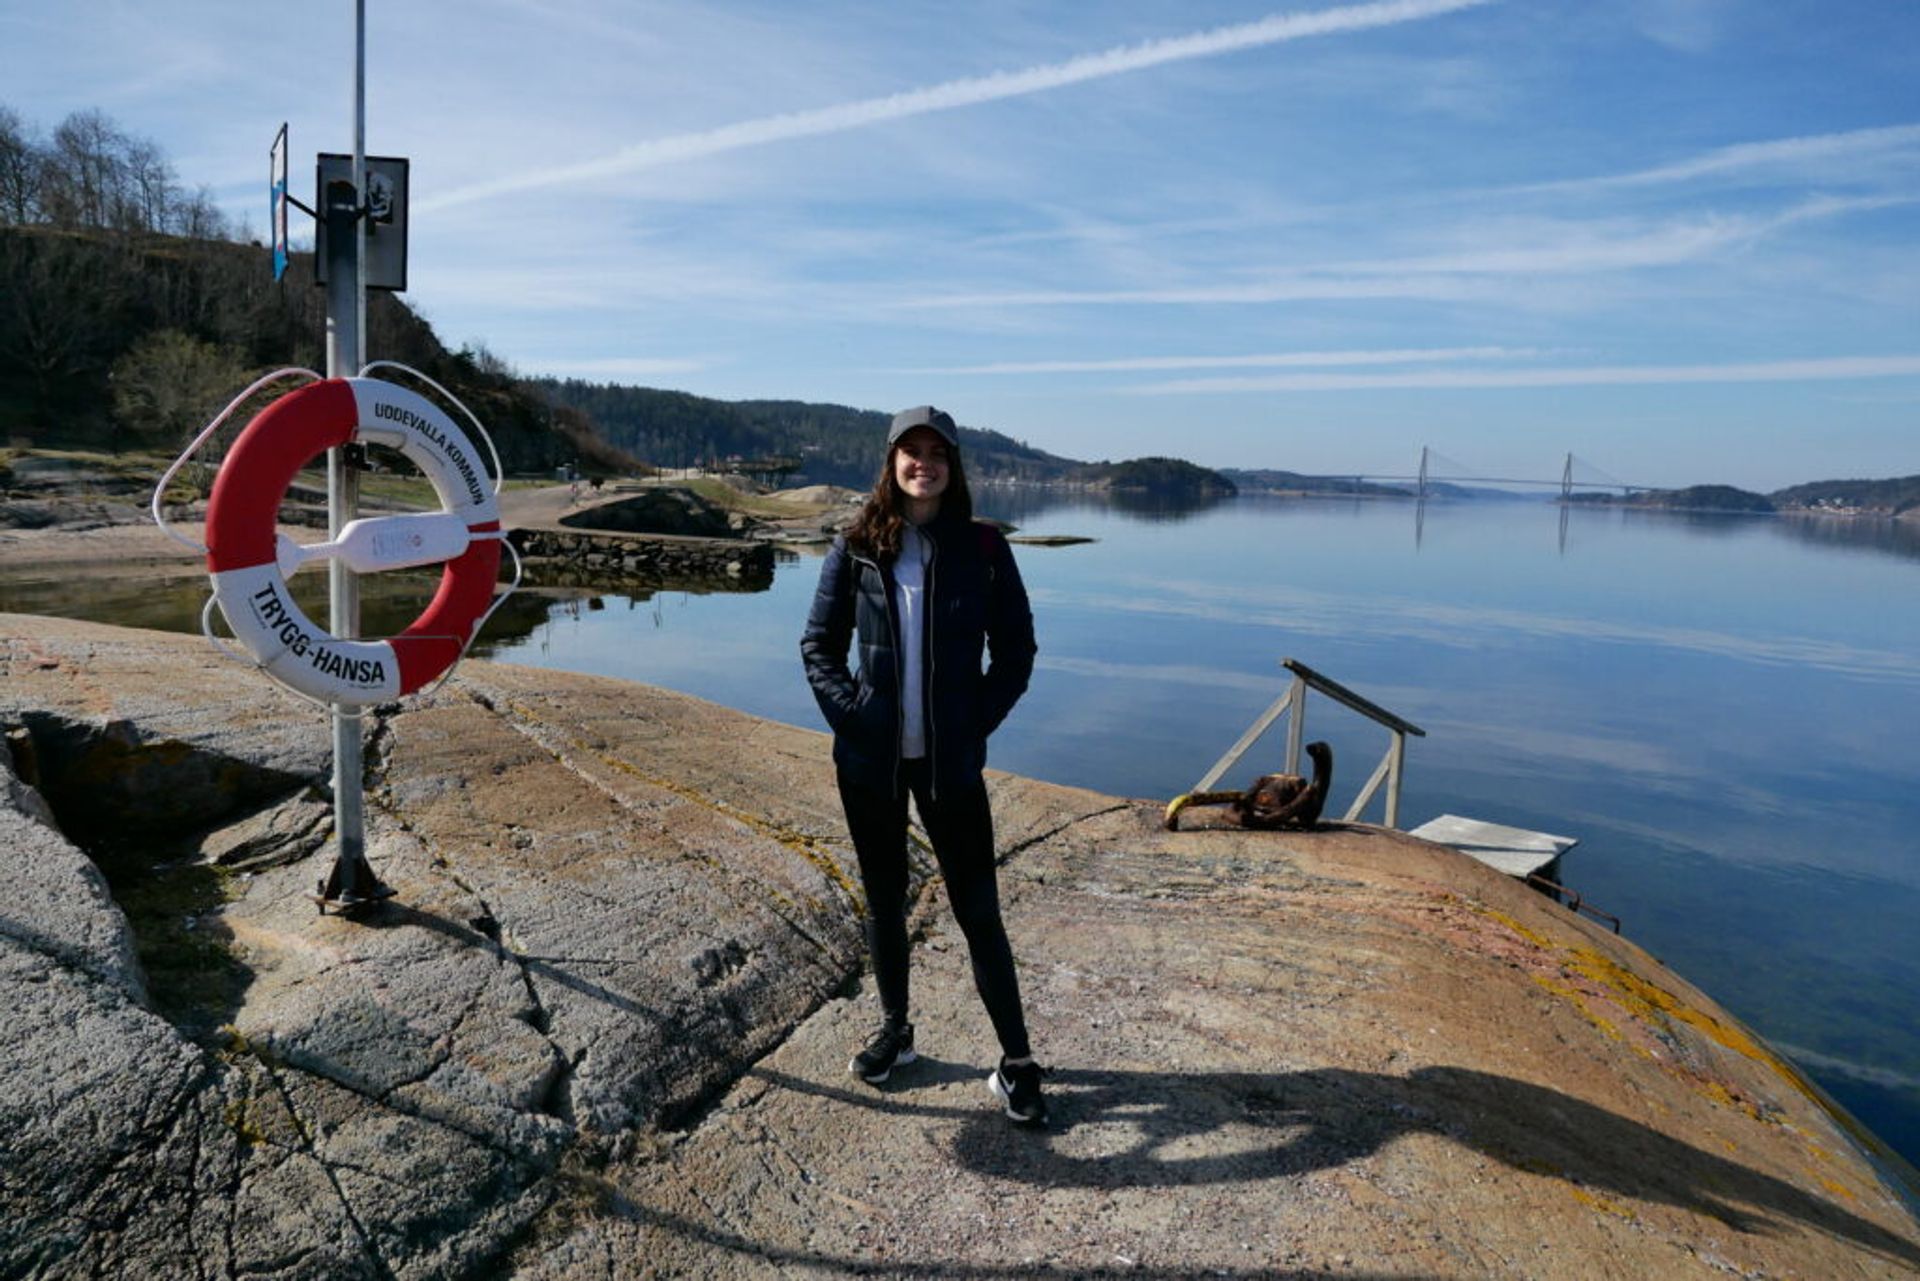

left=255, top=1054, right=397, bottom=1281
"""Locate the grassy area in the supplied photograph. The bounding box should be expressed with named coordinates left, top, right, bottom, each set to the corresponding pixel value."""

left=294, top=469, right=551, bottom=509
left=677, top=476, right=842, bottom=519
left=2, top=445, right=765, bottom=522
left=1, top=447, right=181, bottom=501
left=342, top=469, right=439, bottom=509
left=4, top=446, right=142, bottom=466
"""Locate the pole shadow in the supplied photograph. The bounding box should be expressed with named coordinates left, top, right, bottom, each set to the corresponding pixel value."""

left=360, top=899, right=671, bottom=1026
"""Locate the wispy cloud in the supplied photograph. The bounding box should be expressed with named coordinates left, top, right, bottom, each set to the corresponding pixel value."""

left=904, top=196, right=1904, bottom=310
left=530, top=356, right=716, bottom=379
left=1324, top=214, right=1760, bottom=275
left=420, top=0, right=1495, bottom=212
left=1627, top=0, right=1733, bottom=54
left=1135, top=354, right=1920, bottom=394
left=902, top=276, right=1496, bottom=308
left=1524, top=122, right=1920, bottom=193
left=904, top=346, right=1543, bottom=375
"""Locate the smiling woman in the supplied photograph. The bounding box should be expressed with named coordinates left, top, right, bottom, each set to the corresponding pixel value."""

left=799, top=404, right=1049, bottom=1123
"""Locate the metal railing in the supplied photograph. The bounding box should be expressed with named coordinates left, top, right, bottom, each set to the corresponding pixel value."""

left=1190, top=658, right=1426, bottom=829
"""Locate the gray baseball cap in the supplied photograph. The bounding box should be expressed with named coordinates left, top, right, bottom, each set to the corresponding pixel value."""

left=888, top=405, right=959, bottom=449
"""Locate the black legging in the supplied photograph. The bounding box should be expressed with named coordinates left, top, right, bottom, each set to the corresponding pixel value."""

left=837, top=758, right=1031, bottom=1060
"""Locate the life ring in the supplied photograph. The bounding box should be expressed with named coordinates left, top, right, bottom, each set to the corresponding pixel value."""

left=204, top=377, right=503, bottom=705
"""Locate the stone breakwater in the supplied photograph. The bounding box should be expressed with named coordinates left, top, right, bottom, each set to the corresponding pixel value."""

left=506, top=527, right=774, bottom=590
left=2, top=613, right=1917, bottom=1280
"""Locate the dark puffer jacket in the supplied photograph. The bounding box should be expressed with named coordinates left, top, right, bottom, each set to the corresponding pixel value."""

left=800, top=508, right=1037, bottom=795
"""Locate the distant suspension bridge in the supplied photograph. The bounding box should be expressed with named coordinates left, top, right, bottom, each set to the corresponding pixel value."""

left=1315, top=448, right=1646, bottom=501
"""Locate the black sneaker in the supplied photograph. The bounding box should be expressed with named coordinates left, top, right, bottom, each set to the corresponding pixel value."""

left=987, top=1057, right=1049, bottom=1125
left=849, top=1020, right=916, bottom=1084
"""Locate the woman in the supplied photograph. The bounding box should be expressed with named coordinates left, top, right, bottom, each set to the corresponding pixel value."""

left=800, top=404, right=1048, bottom=1124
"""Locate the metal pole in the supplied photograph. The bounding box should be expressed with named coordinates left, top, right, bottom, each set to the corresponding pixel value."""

left=353, top=0, right=367, bottom=371
left=1283, top=674, right=1306, bottom=776
left=320, top=0, right=376, bottom=905
left=1191, top=692, right=1292, bottom=793
left=1385, top=730, right=1406, bottom=829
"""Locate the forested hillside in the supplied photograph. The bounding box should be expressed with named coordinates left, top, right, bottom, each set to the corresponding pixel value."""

left=530, top=378, right=1141, bottom=489
left=1770, top=476, right=1920, bottom=515
left=0, top=103, right=630, bottom=475
left=1631, top=484, right=1775, bottom=513
left=1218, top=467, right=1410, bottom=497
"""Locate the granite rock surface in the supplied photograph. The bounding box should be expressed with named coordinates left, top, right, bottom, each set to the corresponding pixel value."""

left=3, top=613, right=1917, bottom=1279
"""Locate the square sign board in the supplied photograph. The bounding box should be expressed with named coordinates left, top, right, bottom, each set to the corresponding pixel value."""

left=314, top=153, right=409, bottom=291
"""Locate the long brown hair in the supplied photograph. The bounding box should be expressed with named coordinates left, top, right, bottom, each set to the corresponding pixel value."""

left=845, top=437, right=974, bottom=561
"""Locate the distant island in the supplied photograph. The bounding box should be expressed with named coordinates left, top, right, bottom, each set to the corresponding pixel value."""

left=1571, top=484, right=1778, bottom=514
left=1570, top=477, right=1920, bottom=518
left=1219, top=468, right=1409, bottom=498
left=1094, top=456, right=1235, bottom=497
left=1769, top=475, right=1920, bottom=517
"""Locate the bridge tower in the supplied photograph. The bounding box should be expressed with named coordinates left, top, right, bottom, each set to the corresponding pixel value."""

left=1417, top=446, right=1429, bottom=503
left=1561, top=452, right=1573, bottom=504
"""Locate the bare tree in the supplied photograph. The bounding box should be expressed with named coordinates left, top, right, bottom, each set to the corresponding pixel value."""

left=125, top=136, right=176, bottom=233
left=173, top=184, right=231, bottom=240
left=0, top=102, right=241, bottom=241
left=0, top=105, right=42, bottom=225
left=44, top=109, right=128, bottom=228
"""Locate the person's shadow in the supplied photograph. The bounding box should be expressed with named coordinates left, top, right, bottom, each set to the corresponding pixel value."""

left=755, top=1061, right=1920, bottom=1270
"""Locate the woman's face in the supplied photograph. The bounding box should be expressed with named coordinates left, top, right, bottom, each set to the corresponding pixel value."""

left=892, top=427, right=951, bottom=505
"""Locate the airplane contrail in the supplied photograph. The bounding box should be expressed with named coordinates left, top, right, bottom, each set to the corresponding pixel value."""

left=1133, top=354, right=1920, bottom=394
left=907, top=346, right=1541, bottom=375
left=1522, top=122, right=1920, bottom=193
left=420, top=0, right=1494, bottom=212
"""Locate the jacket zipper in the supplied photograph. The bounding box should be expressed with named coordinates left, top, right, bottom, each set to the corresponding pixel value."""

left=925, top=530, right=939, bottom=802
left=851, top=549, right=906, bottom=795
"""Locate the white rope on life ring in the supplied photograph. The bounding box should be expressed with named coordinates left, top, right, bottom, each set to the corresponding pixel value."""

left=192, top=375, right=509, bottom=706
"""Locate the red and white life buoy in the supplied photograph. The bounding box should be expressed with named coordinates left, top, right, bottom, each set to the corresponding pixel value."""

left=204, top=377, right=502, bottom=705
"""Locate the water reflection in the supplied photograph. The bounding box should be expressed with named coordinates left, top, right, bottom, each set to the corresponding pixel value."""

left=1428, top=499, right=1920, bottom=567
left=1768, top=512, right=1920, bottom=563
left=1567, top=503, right=1920, bottom=564
left=974, top=485, right=1230, bottom=526
left=0, top=562, right=760, bottom=655
left=978, top=487, right=1920, bottom=571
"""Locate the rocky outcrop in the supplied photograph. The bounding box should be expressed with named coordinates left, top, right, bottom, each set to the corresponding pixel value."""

left=557, top=487, right=733, bottom=538
left=499, top=483, right=777, bottom=589
left=507, top=527, right=773, bottom=590
left=2, top=615, right=870, bottom=1278
left=3, top=614, right=1917, bottom=1279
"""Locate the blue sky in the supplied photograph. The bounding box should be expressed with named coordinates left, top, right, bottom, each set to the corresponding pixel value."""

left=5, top=0, right=1918, bottom=489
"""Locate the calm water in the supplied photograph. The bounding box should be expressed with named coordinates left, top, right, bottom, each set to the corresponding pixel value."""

left=6, top=496, right=1918, bottom=1166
